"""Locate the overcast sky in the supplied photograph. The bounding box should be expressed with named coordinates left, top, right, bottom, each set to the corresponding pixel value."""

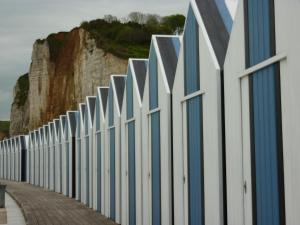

left=0, top=0, right=237, bottom=120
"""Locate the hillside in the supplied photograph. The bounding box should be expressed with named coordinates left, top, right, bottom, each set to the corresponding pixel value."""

left=9, top=13, right=185, bottom=136
left=0, top=121, right=10, bottom=140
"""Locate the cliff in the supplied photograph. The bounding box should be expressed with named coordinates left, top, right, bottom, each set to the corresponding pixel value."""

left=9, top=14, right=185, bottom=135
left=10, top=28, right=128, bottom=135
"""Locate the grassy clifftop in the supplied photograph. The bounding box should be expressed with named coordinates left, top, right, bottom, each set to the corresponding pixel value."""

left=37, top=13, right=185, bottom=60
left=14, top=73, right=29, bottom=107
left=0, top=121, right=10, bottom=140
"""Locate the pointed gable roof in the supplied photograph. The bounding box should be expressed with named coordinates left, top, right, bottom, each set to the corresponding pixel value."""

left=131, top=59, right=148, bottom=100
left=194, top=0, right=232, bottom=67
left=79, top=103, right=86, bottom=125
left=60, top=115, right=67, bottom=133
left=155, top=36, right=181, bottom=90
left=86, top=96, right=96, bottom=125
left=113, top=76, right=126, bottom=111
left=100, top=88, right=108, bottom=114
left=67, top=111, right=77, bottom=137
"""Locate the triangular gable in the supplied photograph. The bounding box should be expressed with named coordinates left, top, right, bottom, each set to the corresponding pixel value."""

left=67, top=111, right=77, bottom=137
left=20, top=135, right=26, bottom=149
left=39, top=127, right=44, bottom=142
left=34, top=130, right=39, bottom=142
left=48, top=123, right=54, bottom=141
left=43, top=125, right=49, bottom=143
left=76, top=111, right=81, bottom=138
left=54, top=119, right=60, bottom=139
left=155, top=36, right=181, bottom=90
left=87, top=97, right=96, bottom=125
left=193, top=0, right=232, bottom=67
left=131, top=59, right=148, bottom=100
left=79, top=104, right=86, bottom=126
left=60, top=115, right=67, bottom=136
left=113, top=76, right=126, bottom=111
left=61, top=116, right=67, bottom=130
left=100, top=88, right=108, bottom=115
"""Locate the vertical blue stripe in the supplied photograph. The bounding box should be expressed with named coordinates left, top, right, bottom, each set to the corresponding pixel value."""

left=127, top=68, right=134, bottom=119
left=128, top=121, right=136, bottom=225
left=247, top=0, right=273, bottom=67
left=96, top=132, right=101, bottom=211
left=151, top=112, right=161, bottom=225
left=96, top=94, right=102, bottom=211
left=110, top=128, right=116, bottom=220
left=96, top=97, right=101, bottom=131
left=109, top=84, right=114, bottom=127
left=77, top=138, right=81, bottom=200
left=187, top=96, right=204, bottom=225
left=149, top=45, right=158, bottom=110
left=184, top=6, right=200, bottom=95
left=251, top=65, right=281, bottom=225
left=85, top=136, right=89, bottom=205
left=66, top=141, right=69, bottom=195
left=246, top=1, right=283, bottom=224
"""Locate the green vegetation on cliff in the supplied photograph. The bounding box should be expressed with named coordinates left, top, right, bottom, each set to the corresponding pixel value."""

left=0, top=121, right=10, bottom=139
left=37, top=13, right=185, bottom=60
left=14, top=73, right=29, bottom=107
left=80, top=13, right=185, bottom=58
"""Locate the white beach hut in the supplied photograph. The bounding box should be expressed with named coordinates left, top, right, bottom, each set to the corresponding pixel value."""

left=49, top=122, right=56, bottom=191
left=43, top=125, right=49, bottom=189
left=79, top=104, right=87, bottom=204
left=84, top=96, right=96, bottom=208
left=224, top=0, right=300, bottom=224
left=93, top=87, right=108, bottom=212
left=120, top=59, right=148, bottom=225
left=141, top=35, right=180, bottom=225
left=54, top=118, right=61, bottom=193
left=38, top=127, right=44, bottom=187
left=66, top=111, right=77, bottom=198
left=172, top=0, right=232, bottom=225
left=105, top=75, right=126, bottom=223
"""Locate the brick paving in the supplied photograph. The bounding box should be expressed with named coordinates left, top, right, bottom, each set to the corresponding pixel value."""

left=1, top=180, right=117, bottom=225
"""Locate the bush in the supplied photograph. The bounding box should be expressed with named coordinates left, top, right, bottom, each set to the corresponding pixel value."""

left=37, top=12, right=185, bottom=60
left=80, top=13, right=185, bottom=59
left=15, top=73, right=29, bottom=107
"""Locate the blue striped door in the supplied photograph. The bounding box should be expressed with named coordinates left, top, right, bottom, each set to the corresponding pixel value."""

left=184, top=6, right=204, bottom=225
left=187, top=97, right=204, bottom=225
left=128, top=122, right=136, bottom=225
left=110, top=128, right=116, bottom=220
left=151, top=112, right=161, bottom=225
left=76, top=138, right=81, bottom=200
left=96, top=97, right=102, bottom=211
left=85, top=136, right=89, bottom=205
left=245, top=0, right=285, bottom=224
left=96, top=132, right=101, bottom=210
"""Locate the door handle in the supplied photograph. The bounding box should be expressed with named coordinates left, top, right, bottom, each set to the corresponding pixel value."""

left=244, top=181, right=247, bottom=193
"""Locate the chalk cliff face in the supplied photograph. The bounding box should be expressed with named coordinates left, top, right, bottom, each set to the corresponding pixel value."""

left=10, top=28, right=128, bottom=135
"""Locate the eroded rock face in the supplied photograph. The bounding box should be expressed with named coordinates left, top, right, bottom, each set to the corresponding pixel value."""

left=10, top=28, right=128, bottom=135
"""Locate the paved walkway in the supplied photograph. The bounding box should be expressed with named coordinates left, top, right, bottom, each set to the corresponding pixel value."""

left=1, top=180, right=117, bottom=225
left=6, top=192, right=26, bottom=225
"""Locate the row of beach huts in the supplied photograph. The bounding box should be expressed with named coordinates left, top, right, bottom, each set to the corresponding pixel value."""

left=0, top=0, right=300, bottom=225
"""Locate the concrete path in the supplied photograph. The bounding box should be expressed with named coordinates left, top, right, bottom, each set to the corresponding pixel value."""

left=1, top=180, right=117, bottom=225
left=6, top=192, right=26, bottom=225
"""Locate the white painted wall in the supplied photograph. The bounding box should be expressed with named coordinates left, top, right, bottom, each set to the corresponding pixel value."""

left=142, top=36, right=174, bottom=225
left=105, top=75, right=125, bottom=224
left=120, top=59, right=146, bottom=225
